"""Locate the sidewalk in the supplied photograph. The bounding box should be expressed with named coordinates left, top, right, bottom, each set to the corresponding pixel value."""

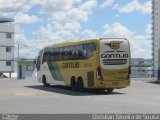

left=131, top=77, right=160, bottom=84
left=0, top=77, right=17, bottom=80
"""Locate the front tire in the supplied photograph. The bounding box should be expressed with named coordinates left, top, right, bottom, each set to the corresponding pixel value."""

left=106, top=88, right=114, bottom=94
left=42, top=75, right=50, bottom=87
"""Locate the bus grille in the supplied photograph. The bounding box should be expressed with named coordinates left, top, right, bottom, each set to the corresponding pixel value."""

left=102, top=59, right=127, bottom=65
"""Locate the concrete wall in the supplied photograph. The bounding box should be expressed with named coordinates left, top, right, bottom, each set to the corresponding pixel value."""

left=152, top=0, right=160, bottom=76
left=0, top=24, right=14, bottom=73
left=131, top=67, right=152, bottom=78
left=17, top=60, right=36, bottom=79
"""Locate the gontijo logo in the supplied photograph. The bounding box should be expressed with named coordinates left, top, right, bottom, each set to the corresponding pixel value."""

left=105, top=41, right=123, bottom=50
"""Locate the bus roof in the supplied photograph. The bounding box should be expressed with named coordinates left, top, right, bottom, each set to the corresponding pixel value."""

left=43, top=38, right=128, bottom=49
left=51, top=38, right=100, bottom=48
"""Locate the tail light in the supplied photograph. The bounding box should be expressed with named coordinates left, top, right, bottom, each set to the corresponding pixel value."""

left=96, top=66, right=103, bottom=80
left=127, top=66, right=131, bottom=79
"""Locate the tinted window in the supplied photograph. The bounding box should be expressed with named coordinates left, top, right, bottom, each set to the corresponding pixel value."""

left=6, top=33, right=12, bottom=38
left=6, top=61, right=11, bottom=66
left=42, top=42, right=96, bottom=62
left=37, top=50, right=43, bottom=70
left=83, top=43, right=96, bottom=58
left=6, top=47, right=12, bottom=52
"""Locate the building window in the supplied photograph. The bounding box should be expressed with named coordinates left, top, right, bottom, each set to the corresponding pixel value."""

left=6, top=33, right=12, bottom=38
left=6, top=47, right=12, bottom=52
left=6, top=61, right=11, bottom=66
left=27, top=65, right=34, bottom=71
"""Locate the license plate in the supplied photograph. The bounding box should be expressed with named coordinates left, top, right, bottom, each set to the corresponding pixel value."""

left=112, top=82, right=119, bottom=85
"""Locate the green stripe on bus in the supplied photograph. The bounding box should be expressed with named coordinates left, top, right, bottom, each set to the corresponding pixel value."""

left=47, top=61, right=64, bottom=81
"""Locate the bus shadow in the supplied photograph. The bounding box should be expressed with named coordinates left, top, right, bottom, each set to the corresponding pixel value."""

left=148, top=81, right=160, bottom=85
left=25, top=85, right=125, bottom=96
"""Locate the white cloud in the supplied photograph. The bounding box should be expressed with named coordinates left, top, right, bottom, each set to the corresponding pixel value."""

left=81, top=29, right=97, bottom=39
left=101, top=0, right=114, bottom=8
left=15, top=25, right=24, bottom=34
left=102, top=23, right=151, bottom=58
left=14, top=12, right=39, bottom=24
left=30, top=0, right=97, bottom=44
left=146, top=24, right=152, bottom=34
left=32, top=0, right=97, bottom=46
left=131, top=35, right=151, bottom=58
left=5, top=0, right=151, bottom=59
left=40, top=0, right=81, bottom=21
left=74, top=0, right=97, bottom=22
left=112, top=4, right=120, bottom=10
left=53, top=21, right=81, bottom=33
left=40, top=0, right=81, bottom=14
left=115, top=0, right=151, bottom=14
left=64, top=22, right=79, bottom=30
left=15, top=21, right=152, bottom=59
left=0, top=0, right=37, bottom=16
left=141, top=1, right=152, bottom=14
left=119, top=0, right=140, bottom=13
left=102, top=23, right=135, bottom=38
left=15, top=26, right=54, bottom=58
left=40, top=0, right=97, bottom=22
left=33, top=23, right=75, bottom=41
left=144, top=24, right=152, bottom=42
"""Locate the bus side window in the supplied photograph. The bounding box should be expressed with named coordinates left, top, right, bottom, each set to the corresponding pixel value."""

left=78, top=50, right=83, bottom=59
left=42, top=53, right=45, bottom=63
left=46, top=53, right=51, bottom=61
left=42, top=52, right=47, bottom=63
left=51, top=53, right=55, bottom=61
left=83, top=43, right=96, bottom=59
left=37, top=56, right=41, bottom=70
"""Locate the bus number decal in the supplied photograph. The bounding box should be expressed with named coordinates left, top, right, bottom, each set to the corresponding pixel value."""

left=62, top=62, right=79, bottom=68
left=84, top=63, right=92, bottom=67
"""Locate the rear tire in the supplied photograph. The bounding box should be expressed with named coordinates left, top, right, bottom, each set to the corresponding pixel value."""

left=71, top=77, right=77, bottom=91
left=106, top=88, right=114, bottom=94
left=77, top=78, right=85, bottom=92
left=42, top=75, right=50, bottom=87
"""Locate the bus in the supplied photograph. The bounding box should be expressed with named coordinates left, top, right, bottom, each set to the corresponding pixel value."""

left=35, top=38, right=131, bottom=93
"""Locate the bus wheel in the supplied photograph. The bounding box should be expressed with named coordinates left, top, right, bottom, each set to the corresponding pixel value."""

left=71, top=78, right=77, bottom=91
left=42, top=75, right=50, bottom=87
left=77, top=78, right=85, bottom=92
left=106, top=88, right=114, bottom=94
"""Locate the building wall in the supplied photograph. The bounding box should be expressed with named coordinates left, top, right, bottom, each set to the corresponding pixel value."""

left=131, top=67, right=152, bottom=78
left=17, top=60, right=35, bottom=79
left=0, top=24, right=14, bottom=73
left=152, top=0, right=160, bottom=76
left=131, top=58, right=153, bottom=78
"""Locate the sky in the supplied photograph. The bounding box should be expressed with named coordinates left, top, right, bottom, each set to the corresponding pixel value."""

left=0, top=0, right=152, bottom=59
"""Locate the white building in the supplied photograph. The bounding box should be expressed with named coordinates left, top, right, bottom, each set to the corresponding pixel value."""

left=131, top=58, right=152, bottom=78
left=131, top=66, right=152, bottom=78
left=152, top=0, right=160, bottom=77
left=0, top=18, right=15, bottom=77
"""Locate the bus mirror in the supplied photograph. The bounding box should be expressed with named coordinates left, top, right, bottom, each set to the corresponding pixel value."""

left=34, top=59, right=37, bottom=65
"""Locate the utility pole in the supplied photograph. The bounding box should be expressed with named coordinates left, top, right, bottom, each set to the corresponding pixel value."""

left=17, top=43, right=28, bottom=59
left=18, top=44, right=19, bottom=59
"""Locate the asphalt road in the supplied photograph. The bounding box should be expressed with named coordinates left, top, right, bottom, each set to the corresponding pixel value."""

left=0, top=78, right=160, bottom=114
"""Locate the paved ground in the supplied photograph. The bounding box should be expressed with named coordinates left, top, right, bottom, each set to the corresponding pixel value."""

left=0, top=78, right=160, bottom=113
